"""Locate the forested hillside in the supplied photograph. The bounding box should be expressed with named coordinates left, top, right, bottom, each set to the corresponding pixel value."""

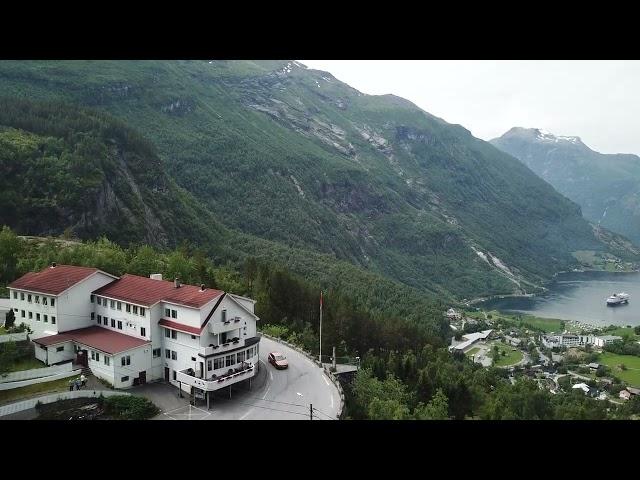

left=0, top=60, right=633, bottom=302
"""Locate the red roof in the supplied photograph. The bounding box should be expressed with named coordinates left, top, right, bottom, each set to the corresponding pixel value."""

left=93, top=274, right=224, bottom=308
left=33, top=326, right=149, bottom=355
left=158, top=318, right=202, bottom=335
left=8, top=265, right=105, bottom=295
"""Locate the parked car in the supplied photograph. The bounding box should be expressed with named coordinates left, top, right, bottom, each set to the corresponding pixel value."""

left=268, top=352, right=289, bottom=369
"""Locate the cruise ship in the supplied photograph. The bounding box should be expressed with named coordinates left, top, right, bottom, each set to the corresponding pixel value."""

left=606, top=292, right=630, bottom=306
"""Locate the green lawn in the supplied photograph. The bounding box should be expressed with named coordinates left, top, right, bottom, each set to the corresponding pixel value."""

left=0, top=326, right=6, bottom=335
left=0, top=377, right=72, bottom=405
left=490, top=342, right=524, bottom=367
left=4, top=357, right=46, bottom=373
left=603, top=327, right=639, bottom=340
left=482, top=309, right=564, bottom=333
left=466, top=347, right=480, bottom=357
left=598, top=352, right=640, bottom=387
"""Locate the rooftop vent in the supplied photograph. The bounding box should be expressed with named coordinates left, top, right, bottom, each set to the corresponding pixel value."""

left=200, top=284, right=206, bottom=292
left=50, top=262, right=57, bottom=268
left=174, top=277, right=181, bottom=288
left=150, top=273, right=163, bottom=281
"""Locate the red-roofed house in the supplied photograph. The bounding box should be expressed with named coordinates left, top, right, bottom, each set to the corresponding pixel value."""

left=8, top=263, right=117, bottom=338
left=10, top=266, right=261, bottom=398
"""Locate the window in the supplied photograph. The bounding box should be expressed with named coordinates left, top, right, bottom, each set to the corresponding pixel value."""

left=21, top=310, right=25, bottom=318
left=171, top=330, right=177, bottom=340
left=28, top=294, right=32, bottom=303
left=153, top=348, right=161, bottom=358
left=110, top=300, right=115, bottom=309
left=214, top=358, right=224, bottom=369
left=43, top=297, right=48, bottom=305
left=36, top=313, right=40, bottom=321
left=121, top=355, right=130, bottom=366
left=237, top=351, right=245, bottom=363
left=91, top=312, right=95, bottom=321
left=225, top=354, right=235, bottom=367
left=103, top=317, right=108, bottom=326
left=172, top=370, right=176, bottom=381
left=90, top=295, right=94, bottom=303
left=117, top=321, right=122, bottom=330
left=165, top=308, right=170, bottom=317
left=140, top=307, right=145, bottom=317
left=51, top=298, right=55, bottom=307
left=247, top=347, right=253, bottom=357
left=207, top=360, right=212, bottom=371
left=56, top=346, right=64, bottom=352
left=111, top=318, right=115, bottom=328
left=165, top=349, right=170, bottom=359
left=35, top=295, right=40, bottom=304
left=29, top=312, right=33, bottom=319
left=140, top=327, right=146, bottom=337
left=91, top=351, right=96, bottom=360
left=98, top=314, right=102, bottom=322
left=95, top=352, right=100, bottom=362
left=171, top=309, right=177, bottom=319
left=126, top=304, right=131, bottom=313
left=222, top=309, right=227, bottom=322
left=12, top=291, right=17, bottom=299
left=20, top=292, right=24, bottom=301
left=165, top=329, right=170, bottom=338
left=51, top=316, right=56, bottom=324
left=121, top=376, right=129, bottom=382
left=191, top=335, right=196, bottom=340
left=171, top=351, right=177, bottom=361
left=133, top=306, right=138, bottom=315
left=117, top=301, right=122, bottom=311
left=44, top=315, right=48, bottom=323
left=191, top=356, right=196, bottom=362
left=104, top=356, right=110, bottom=366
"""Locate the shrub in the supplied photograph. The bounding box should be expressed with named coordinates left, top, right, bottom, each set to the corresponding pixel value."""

left=102, top=395, right=159, bottom=420
left=260, top=324, right=289, bottom=339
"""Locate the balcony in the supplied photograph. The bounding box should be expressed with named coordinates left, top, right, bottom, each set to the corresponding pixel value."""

left=209, top=316, right=243, bottom=335
left=176, top=362, right=256, bottom=392
left=199, top=338, right=243, bottom=356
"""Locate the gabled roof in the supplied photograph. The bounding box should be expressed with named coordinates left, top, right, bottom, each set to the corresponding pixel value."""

left=33, top=326, right=149, bottom=355
left=8, top=265, right=114, bottom=296
left=93, top=274, right=223, bottom=308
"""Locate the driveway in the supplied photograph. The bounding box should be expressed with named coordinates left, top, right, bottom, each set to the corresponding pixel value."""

left=135, top=336, right=341, bottom=420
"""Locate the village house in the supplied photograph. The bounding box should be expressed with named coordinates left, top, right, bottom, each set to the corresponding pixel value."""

left=8, top=264, right=260, bottom=403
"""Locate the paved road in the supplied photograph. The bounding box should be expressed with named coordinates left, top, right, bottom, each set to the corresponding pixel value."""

left=147, top=336, right=341, bottom=420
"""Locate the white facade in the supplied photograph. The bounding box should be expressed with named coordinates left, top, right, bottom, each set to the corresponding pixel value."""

left=8, top=271, right=115, bottom=339
left=541, top=334, right=622, bottom=349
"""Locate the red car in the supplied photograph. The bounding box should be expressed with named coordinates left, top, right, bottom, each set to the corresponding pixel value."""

left=268, top=351, right=289, bottom=369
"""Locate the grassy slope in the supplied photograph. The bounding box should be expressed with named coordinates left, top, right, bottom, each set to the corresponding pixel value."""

left=598, top=352, right=640, bottom=387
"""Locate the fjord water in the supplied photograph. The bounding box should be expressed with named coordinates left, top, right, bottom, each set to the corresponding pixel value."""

left=482, top=271, right=640, bottom=327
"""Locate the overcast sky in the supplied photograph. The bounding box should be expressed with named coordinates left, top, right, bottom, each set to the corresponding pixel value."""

left=300, top=60, right=640, bottom=155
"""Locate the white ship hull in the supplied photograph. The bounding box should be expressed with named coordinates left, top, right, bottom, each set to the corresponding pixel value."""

left=606, top=292, right=629, bottom=306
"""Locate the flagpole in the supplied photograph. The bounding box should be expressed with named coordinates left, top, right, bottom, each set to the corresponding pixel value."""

left=319, top=291, right=323, bottom=365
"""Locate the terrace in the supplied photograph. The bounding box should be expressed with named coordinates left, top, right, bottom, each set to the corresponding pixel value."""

left=176, top=362, right=255, bottom=392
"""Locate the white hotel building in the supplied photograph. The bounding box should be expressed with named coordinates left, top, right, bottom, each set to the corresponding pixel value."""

left=8, top=264, right=260, bottom=401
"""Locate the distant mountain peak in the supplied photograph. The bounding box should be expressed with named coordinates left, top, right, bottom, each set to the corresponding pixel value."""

left=500, top=127, right=584, bottom=147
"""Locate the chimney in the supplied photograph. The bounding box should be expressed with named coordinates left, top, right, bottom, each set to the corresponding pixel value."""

left=174, top=277, right=180, bottom=288
left=51, top=262, right=57, bottom=268
left=150, top=273, right=163, bottom=281
left=200, top=284, right=206, bottom=292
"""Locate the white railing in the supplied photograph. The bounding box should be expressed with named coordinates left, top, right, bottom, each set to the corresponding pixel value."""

left=209, top=319, right=242, bottom=335
left=0, top=368, right=80, bottom=391
left=200, top=339, right=243, bottom=356
left=0, top=362, right=73, bottom=383
left=0, top=390, right=130, bottom=417
left=177, top=363, right=255, bottom=392
left=0, top=332, right=29, bottom=343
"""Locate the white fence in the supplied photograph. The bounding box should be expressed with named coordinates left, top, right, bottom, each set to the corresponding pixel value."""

left=0, top=368, right=80, bottom=391
left=0, top=390, right=130, bottom=418
left=0, top=362, right=74, bottom=383
left=260, top=332, right=346, bottom=420
left=0, top=332, right=29, bottom=343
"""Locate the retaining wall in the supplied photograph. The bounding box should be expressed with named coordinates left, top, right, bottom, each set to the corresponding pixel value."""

left=0, top=390, right=130, bottom=418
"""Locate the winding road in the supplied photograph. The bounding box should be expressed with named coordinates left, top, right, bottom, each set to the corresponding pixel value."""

left=154, top=336, right=342, bottom=420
